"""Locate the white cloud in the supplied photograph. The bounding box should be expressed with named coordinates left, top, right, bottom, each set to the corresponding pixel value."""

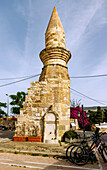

left=65, top=0, right=104, bottom=50
left=92, top=52, right=107, bottom=75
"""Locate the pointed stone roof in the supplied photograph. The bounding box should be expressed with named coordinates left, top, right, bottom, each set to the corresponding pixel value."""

left=45, top=7, right=65, bottom=48
left=45, top=7, right=65, bottom=34
left=40, top=7, right=71, bottom=67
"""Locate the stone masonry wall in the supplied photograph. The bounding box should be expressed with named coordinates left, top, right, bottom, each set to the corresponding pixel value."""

left=15, top=64, right=70, bottom=141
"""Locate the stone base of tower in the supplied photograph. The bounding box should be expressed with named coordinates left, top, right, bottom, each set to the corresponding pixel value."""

left=15, top=64, right=70, bottom=142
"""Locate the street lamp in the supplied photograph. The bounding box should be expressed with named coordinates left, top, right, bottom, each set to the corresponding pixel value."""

left=6, top=94, right=9, bottom=125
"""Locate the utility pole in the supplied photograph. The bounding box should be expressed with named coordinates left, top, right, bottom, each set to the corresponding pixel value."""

left=82, top=105, right=85, bottom=140
left=6, top=94, right=9, bottom=125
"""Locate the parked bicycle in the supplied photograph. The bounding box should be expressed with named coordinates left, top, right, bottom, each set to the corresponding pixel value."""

left=66, top=127, right=107, bottom=165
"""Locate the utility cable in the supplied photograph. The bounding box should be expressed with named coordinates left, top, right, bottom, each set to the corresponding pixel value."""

left=0, top=74, right=40, bottom=88
left=70, top=87, right=106, bottom=105
left=71, top=90, right=107, bottom=103
left=0, top=73, right=107, bottom=81
left=0, top=75, right=35, bottom=80
left=70, top=73, right=107, bottom=79
left=0, top=73, right=106, bottom=105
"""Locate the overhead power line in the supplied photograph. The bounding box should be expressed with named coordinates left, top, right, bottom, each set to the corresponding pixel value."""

left=70, top=74, right=107, bottom=79
left=70, top=87, right=106, bottom=105
left=71, top=90, right=107, bottom=103
left=0, top=73, right=106, bottom=105
left=0, top=73, right=107, bottom=81
left=0, top=74, right=40, bottom=88
left=0, top=75, right=35, bottom=80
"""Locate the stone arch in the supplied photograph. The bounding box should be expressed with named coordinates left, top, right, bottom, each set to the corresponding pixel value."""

left=43, top=108, right=59, bottom=142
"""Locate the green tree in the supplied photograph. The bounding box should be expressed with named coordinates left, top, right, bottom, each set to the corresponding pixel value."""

left=0, top=102, right=7, bottom=117
left=88, top=107, right=105, bottom=125
left=88, top=110, right=97, bottom=124
left=96, top=106, right=103, bottom=124
left=103, top=109, right=107, bottom=122
left=10, top=91, right=27, bottom=115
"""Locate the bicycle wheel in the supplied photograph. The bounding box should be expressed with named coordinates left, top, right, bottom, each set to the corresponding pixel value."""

left=70, top=145, right=89, bottom=166
left=102, top=145, right=107, bottom=163
left=66, top=144, right=77, bottom=162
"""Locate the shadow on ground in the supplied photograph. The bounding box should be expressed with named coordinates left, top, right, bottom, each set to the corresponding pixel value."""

left=0, top=130, right=15, bottom=140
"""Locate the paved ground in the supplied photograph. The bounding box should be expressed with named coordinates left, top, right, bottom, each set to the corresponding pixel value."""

left=0, top=130, right=106, bottom=170
left=0, top=152, right=100, bottom=170
left=0, top=129, right=14, bottom=139
left=97, top=152, right=107, bottom=170
left=75, top=130, right=107, bottom=144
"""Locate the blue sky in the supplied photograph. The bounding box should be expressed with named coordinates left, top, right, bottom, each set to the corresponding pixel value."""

left=0, top=0, right=107, bottom=110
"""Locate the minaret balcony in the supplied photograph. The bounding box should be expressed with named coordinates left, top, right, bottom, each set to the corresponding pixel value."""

left=39, top=47, right=71, bottom=66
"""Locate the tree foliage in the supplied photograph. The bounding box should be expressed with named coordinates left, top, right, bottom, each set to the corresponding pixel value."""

left=88, top=106, right=104, bottom=125
left=11, top=107, right=20, bottom=115
left=88, top=110, right=97, bottom=124
left=103, top=109, right=107, bottom=122
left=10, top=91, right=27, bottom=115
left=0, top=102, right=6, bottom=108
left=96, top=106, right=103, bottom=124
left=0, top=102, right=7, bottom=117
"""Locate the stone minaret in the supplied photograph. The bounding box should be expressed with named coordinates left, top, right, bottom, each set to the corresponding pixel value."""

left=15, top=7, right=71, bottom=143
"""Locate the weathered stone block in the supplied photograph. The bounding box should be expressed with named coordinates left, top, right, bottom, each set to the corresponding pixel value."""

left=59, top=125, right=65, bottom=130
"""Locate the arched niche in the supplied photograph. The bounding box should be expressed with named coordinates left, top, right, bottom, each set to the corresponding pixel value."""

left=43, top=110, right=59, bottom=142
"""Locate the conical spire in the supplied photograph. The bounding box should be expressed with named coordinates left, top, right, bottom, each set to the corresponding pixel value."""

left=45, top=7, right=65, bottom=48
left=40, top=7, right=71, bottom=67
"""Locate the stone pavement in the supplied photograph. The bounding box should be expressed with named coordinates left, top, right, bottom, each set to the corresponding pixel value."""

left=0, top=138, right=102, bottom=170
left=0, top=152, right=101, bottom=170
left=0, top=129, right=106, bottom=169
left=97, top=152, right=107, bottom=170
